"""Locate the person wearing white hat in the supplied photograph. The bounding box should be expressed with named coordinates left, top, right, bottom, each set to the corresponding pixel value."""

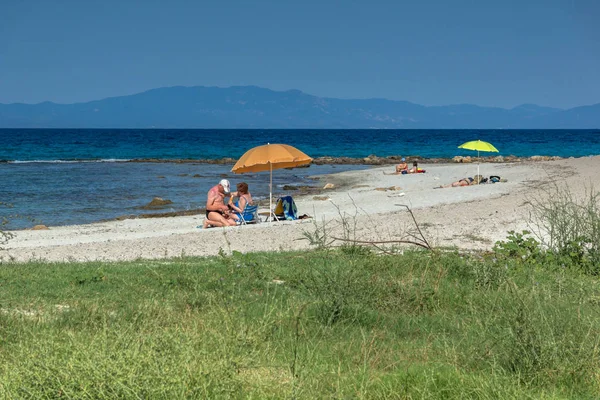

left=203, top=179, right=236, bottom=228
left=395, top=157, right=408, bottom=174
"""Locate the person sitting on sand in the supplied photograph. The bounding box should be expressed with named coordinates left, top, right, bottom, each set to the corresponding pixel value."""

left=436, top=175, right=484, bottom=188
left=395, top=158, right=408, bottom=174
left=407, top=161, right=426, bottom=174
left=228, top=182, right=254, bottom=222
left=383, top=158, right=410, bottom=175
left=203, top=179, right=237, bottom=228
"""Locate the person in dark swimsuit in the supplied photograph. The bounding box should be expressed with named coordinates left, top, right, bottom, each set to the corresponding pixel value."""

left=206, top=209, right=227, bottom=219
left=203, top=179, right=236, bottom=228
left=436, top=175, right=483, bottom=188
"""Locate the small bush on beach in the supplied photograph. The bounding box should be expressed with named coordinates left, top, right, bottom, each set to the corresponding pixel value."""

left=493, top=230, right=543, bottom=261
left=0, top=202, right=15, bottom=252
left=528, top=184, right=600, bottom=274
left=492, top=186, right=600, bottom=276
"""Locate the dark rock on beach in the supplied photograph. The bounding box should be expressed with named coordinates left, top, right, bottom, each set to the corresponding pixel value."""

left=529, top=155, right=563, bottom=162
left=140, top=197, right=174, bottom=209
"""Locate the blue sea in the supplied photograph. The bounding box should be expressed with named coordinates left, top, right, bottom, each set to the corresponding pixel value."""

left=1, top=129, right=599, bottom=229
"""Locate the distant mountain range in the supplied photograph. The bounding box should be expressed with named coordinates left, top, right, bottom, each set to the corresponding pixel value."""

left=0, top=86, right=598, bottom=128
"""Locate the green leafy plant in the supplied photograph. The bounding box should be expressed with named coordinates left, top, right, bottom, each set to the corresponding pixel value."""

left=493, top=230, right=542, bottom=261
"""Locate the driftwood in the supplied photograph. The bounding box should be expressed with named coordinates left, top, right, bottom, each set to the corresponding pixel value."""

left=331, top=204, right=432, bottom=251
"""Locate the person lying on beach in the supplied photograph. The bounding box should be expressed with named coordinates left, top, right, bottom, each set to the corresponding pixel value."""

left=228, top=182, right=254, bottom=222
left=436, top=175, right=484, bottom=188
left=203, top=179, right=237, bottom=228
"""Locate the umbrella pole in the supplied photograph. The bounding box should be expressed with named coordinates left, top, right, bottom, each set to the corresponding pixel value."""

left=477, top=150, right=480, bottom=177
left=269, top=162, right=273, bottom=222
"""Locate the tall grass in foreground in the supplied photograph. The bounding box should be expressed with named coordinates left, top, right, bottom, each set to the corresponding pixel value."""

left=1, top=247, right=599, bottom=399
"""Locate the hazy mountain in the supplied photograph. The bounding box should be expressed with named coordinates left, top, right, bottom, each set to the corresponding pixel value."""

left=0, top=86, right=598, bottom=128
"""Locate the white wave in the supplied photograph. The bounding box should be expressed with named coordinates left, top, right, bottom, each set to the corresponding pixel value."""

left=8, top=159, right=131, bottom=164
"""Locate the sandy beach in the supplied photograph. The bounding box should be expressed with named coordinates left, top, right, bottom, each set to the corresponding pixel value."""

left=2, top=156, right=599, bottom=262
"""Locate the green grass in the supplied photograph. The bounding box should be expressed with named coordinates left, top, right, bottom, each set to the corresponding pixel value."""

left=0, top=249, right=599, bottom=399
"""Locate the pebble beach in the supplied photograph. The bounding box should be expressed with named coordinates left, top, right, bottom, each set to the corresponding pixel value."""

left=3, top=155, right=598, bottom=262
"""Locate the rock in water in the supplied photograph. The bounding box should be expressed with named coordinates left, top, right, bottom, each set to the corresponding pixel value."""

left=32, top=224, right=49, bottom=230
left=142, top=197, right=173, bottom=209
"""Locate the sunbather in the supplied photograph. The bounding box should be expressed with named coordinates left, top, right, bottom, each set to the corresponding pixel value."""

left=228, top=182, right=254, bottom=222
left=385, top=158, right=426, bottom=175
left=395, top=158, right=408, bottom=174
left=407, top=161, right=426, bottom=174
left=436, top=175, right=484, bottom=188
left=203, top=179, right=237, bottom=228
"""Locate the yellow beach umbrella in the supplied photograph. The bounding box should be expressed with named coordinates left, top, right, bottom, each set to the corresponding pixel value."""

left=458, top=140, right=499, bottom=177
left=232, top=143, right=312, bottom=220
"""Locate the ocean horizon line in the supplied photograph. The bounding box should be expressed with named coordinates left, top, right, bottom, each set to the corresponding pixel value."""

left=0, top=127, right=597, bottom=131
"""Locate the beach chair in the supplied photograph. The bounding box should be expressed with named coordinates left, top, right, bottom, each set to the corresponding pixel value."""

left=274, top=196, right=299, bottom=221
left=237, top=204, right=260, bottom=225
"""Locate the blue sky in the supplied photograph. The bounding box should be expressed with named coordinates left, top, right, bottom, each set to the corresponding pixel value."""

left=1, top=0, right=598, bottom=108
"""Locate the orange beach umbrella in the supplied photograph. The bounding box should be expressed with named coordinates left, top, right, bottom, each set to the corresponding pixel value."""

left=232, top=143, right=312, bottom=218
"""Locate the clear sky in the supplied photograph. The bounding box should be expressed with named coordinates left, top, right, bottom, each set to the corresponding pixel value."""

left=1, top=0, right=598, bottom=108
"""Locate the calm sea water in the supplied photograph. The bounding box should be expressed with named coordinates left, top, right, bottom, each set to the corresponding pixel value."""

left=1, top=129, right=599, bottom=229
left=2, top=129, right=600, bottom=161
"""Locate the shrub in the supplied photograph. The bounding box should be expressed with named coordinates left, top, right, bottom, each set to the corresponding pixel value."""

left=1, top=202, right=15, bottom=252
left=528, top=185, right=600, bottom=274
left=493, top=230, right=543, bottom=262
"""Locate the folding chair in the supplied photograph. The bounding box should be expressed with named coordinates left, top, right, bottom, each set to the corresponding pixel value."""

left=237, top=204, right=260, bottom=225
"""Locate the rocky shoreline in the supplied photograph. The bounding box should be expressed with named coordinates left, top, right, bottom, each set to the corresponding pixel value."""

left=0, top=154, right=571, bottom=165
left=126, top=154, right=566, bottom=166
left=98, top=154, right=567, bottom=224
left=7, top=154, right=571, bottom=230
left=7, top=156, right=600, bottom=262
